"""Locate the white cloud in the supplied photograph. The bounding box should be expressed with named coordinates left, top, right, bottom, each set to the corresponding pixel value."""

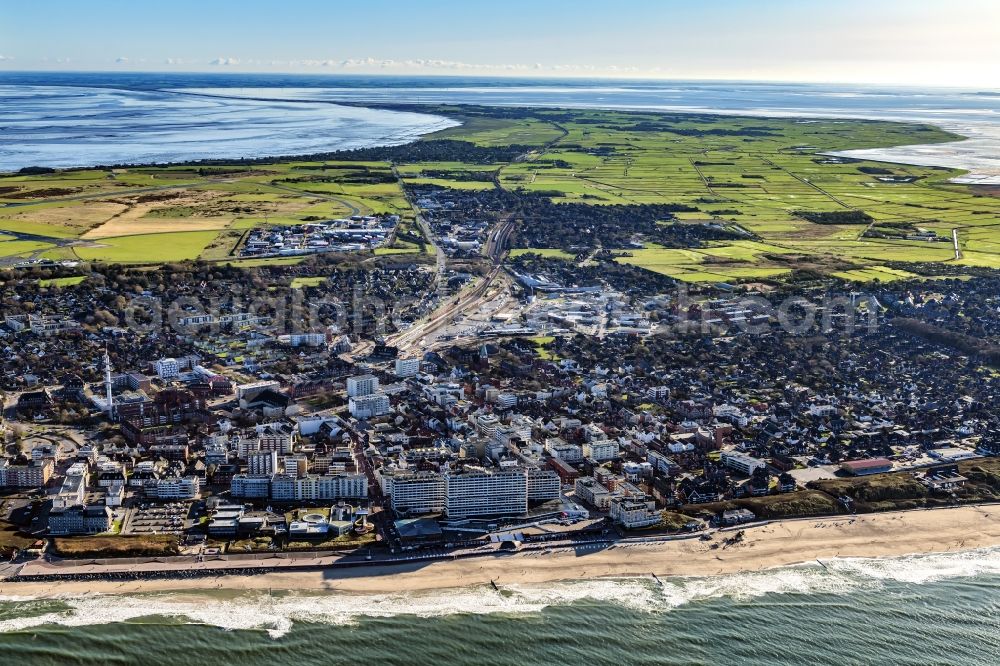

left=0, top=55, right=12, bottom=62
left=187, top=55, right=649, bottom=76
left=115, top=57, right=129, bottom=63
left=279, top=56, right=641, bottom=74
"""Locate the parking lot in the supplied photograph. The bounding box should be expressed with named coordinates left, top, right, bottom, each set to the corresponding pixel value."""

left=121, top=502, right=191, bottom=536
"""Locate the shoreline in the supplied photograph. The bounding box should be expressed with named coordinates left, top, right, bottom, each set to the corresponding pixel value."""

left=3, top=505, right=999, bottom=599
left=0, top=90, right=975, bottom=178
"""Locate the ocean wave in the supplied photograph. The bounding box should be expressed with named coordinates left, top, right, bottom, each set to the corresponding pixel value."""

left=2, top=547, right=998, bottom=637
left=822, top=546, right=1000, bottom=584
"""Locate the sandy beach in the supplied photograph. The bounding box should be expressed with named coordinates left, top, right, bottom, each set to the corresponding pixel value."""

left=2, top=505, right=999, bottom=599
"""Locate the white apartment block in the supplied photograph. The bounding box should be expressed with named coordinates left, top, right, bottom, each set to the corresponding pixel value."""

left=349, top=393, right=391, bottom=420
left=494, top=393, right=518, bottom=410
left=31, top=443, right=58, bottom=463
left=583, top=440, right=620, bottom=462
left=526, top=467, right=561, bottom=501
left=154, top=357, right=180, bottom=379
left=474, top=413, right=501, bottom=438
left=721, top=451, right=767, bottom=476
left=205, top=443, right=229, bottom=465
left=610, top=494, right=660, bottom=529
left=545, top=438, right=583, bottom=463
left=386, top=471, right=447, bottom=515
left=236, top=380, right=280, bottom=401
left=244, top=425, right=295, bottom=455
left=444, top=468, right=528, bottom=519
left=282, top=333, right=327, bottom=347
left=269, top=473, right=368, bottom=501
left=145, top=476, right=200, bottom=500
left=647, top=450, right=675, bottom=475
left=347, top=374, right=379, bottom=398
left=248, top=450, right=278, bottom=476
left=231, top=474, right=271, bottom=498
left=394, top=357, right=421, bottom=378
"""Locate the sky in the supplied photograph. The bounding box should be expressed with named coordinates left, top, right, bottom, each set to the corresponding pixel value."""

left=1, top=0, right=999, bottom=87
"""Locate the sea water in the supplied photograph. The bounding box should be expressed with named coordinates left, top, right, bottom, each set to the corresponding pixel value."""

left=2, top=73, right=1000, bottom=181
left=0, top=547, right=998, bottom=665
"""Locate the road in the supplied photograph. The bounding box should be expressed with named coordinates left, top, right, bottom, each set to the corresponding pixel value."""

left=391, top=164, right=447, bottom=292
left=266, top=182, right=361, bottom=217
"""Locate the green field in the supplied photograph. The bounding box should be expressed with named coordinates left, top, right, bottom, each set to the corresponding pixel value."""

left=0, top=239, right=55, bottom=258
left=74, top=231, right=220, bottom=263
left=373, top=247, right=421, bottom=255
left=830, top=265, right=920, bottom=282
left=290, top=276, right=326, bottom=288
left=411, top=107, right=1000, bottom=282
left=38, top=275, right=86, bottom=287
left=0, top=160, right=416, bottom=263
left=509, top=248, right=577, bottom=260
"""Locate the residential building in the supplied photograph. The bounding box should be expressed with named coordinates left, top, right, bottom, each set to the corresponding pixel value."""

left=385, top=471, right=447, bottom=515
left=583, top=439, right=619, bottom=462
left=154, top=357, right=180, bottom=379
left=48, top=504, right=112, bottom=535
left=145, top=476, right=200, bottom=500
left=231, top=474, right=271, bottom=498
left=526, top=467, right=561, bottom=501
left=0, top=459, right=53, bottom=488
left=609, top=492, right=660, bottom=529
left=545, top=437, right=583, bottom=463
left=269, top=473, right=367, bottom=501
left=394, top=357, right=421, bottom=378
left=349, top=393, right=391, bottom=419
left=575, top=476, right=612, bottom=510
left=248, top=450, right=279, bottom=476
left=347, top=374, right=379, bottom=398
left=444, top=467, right=528, bottom=519
left=721, top=451, right=767, bottom=476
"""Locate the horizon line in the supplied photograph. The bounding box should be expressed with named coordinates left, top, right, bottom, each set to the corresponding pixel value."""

left=0, top=69, right=997, bottom=92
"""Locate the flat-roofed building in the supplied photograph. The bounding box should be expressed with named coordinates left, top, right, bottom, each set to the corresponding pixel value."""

left=444, top=467, right=528, bottom=519
left=574, top=476, right=612, bottom=510
left=721, top=451, right=767, bottom=476
left=231, top=474, right=270, bottom=498
left=840, top=458, right=893, bottom=477
left=394, top=357, right=421, bottom=378
left=583, top=439, right=619, bottom=462
left=48, top=504, right=112, bottom=535
left=347, top=374, right=379, bottom=398
left=385, top=471, right=446, bottom=515
left=0, top=459, right=53, bottom=488
left=270, top=473, right=367, bottom=501
left=526, top=467, right=561, bottom=502
left=145, top=476, right=200, bottom=500
left=349, top=393, right=390, bottom=420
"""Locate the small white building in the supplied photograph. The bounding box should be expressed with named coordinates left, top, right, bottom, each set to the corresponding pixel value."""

left=154, top=357, right=180, bottom=380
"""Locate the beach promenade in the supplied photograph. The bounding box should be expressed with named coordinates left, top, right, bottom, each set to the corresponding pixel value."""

left=3, top=505, right=999, bottom=598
